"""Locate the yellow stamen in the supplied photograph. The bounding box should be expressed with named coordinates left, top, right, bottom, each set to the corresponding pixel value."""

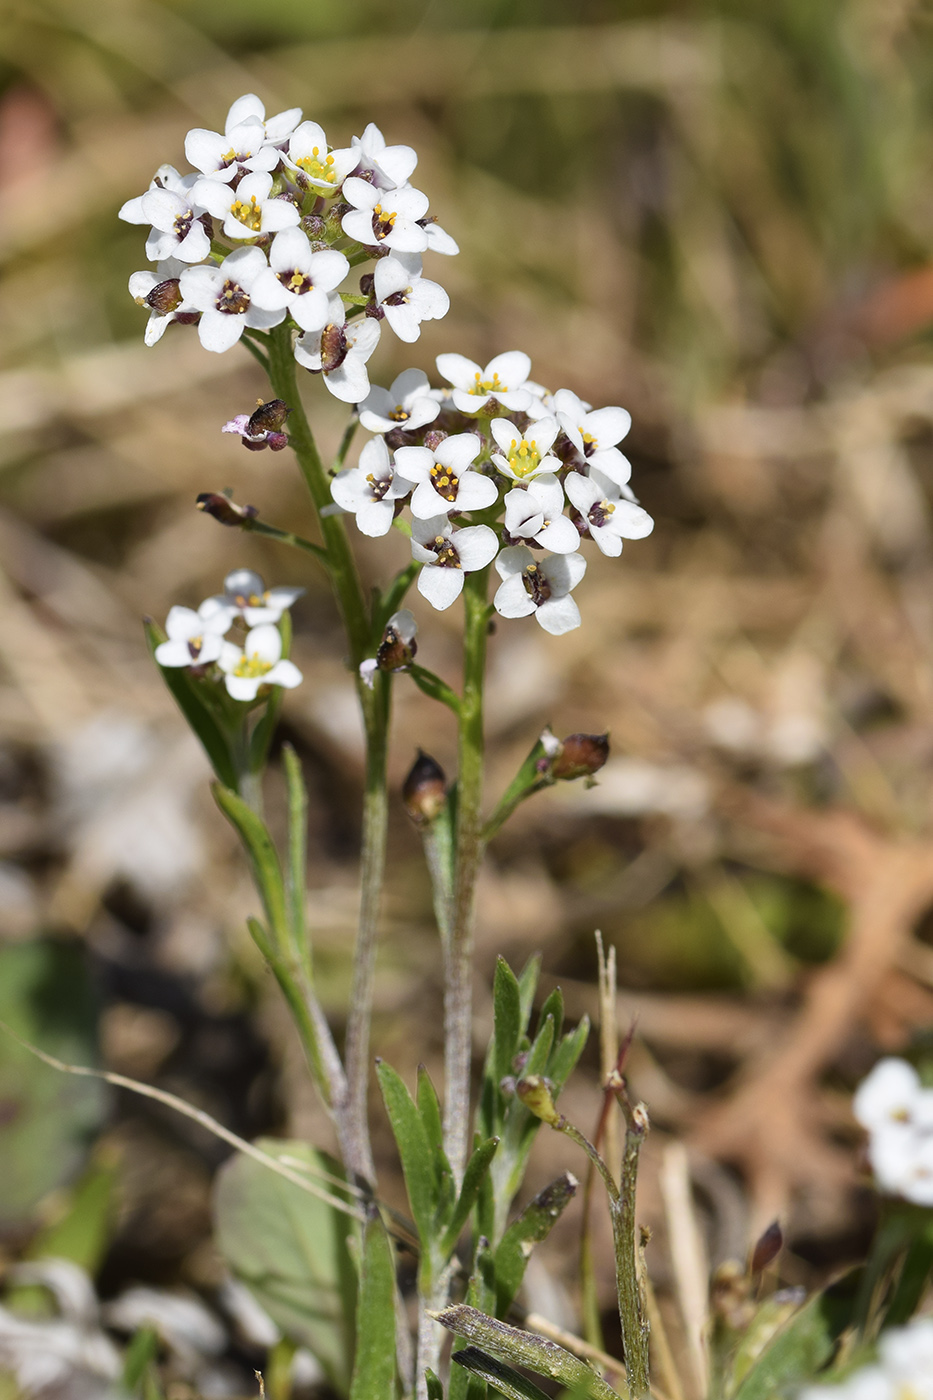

left=230, top=195, right=263, bottom=231
left=233, top=651, right=273, bottom=679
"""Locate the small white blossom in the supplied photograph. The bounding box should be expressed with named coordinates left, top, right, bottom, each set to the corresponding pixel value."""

left=350, top=122, right=417, bottom=190
left=283, top=120, right=359, bottom=191
left=554, top=388, right=635, bottom=491
left=494, top=545, right=586, bottom=635
left=374, top=253, right=449, bottom=342
left=331, top=437, right=414, bottom=537
left=249, top=228, right=349, bottom=332
left=224, top=93, right=302, bottom=147
left=490, top=416, right=561, bottom=482
left=180, top=248, right=286, bottom=352
left=154, top=599, right=234, bottom=668
left=853, top=1057, right=933, bottom=1206
left=219, top=568, right=305, bottom=626
left=128, top=258, right=195, bottom=346
left=341, top=180, right=430, bottom=254
left=435, top=351, right=534, bottom=415
left=119, top=165, right=209, bottom=263
left=411, top=516, right=499, bottom=610
left=185, top=118, right=278, bottom=183
left=120, top=164, right=190, bottom=224
left=564, top=468, right=654, bottom=556
left=192, top=171, right=300, bottom=242
left=503, top=475, right=580, bottom=554
left=218, top=624, right=302, bottom=702
left=422, top=220, right=459, bottom=256
left=395, top=433, right=497, bottom=519
left=358, top=370, right=440, bottom=435
left=294, top=301, right=381, bottom=403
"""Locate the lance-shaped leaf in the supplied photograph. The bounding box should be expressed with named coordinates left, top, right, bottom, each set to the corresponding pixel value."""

left=377, top=1060, right=436, bottom=1245
left=409, top=664, right=461, bottom=714
left=434, top=1306, right=624, bottom=1400
left=213, top=783, right=289, bottom=941
left=492, top=957, right=523, bottom=1091
left=494, top=1172, right=578, bottom=1315
left=145, top=619, right=239, bottom=790
left=419, top=1066, right=455, bottom=1225
left=453, top=1348, right=552, bottom=1400
left=349, top=1212, right=397, bottom=1400
left=733, top=1269, right=861, bottom=1400
left=441, top=1136, right=500, bottom=1259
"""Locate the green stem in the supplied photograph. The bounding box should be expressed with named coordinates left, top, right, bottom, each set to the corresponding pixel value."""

left=246, top=517, right=328, bottom=563
left=444, top=566, right=491, bottom=1183
left=612, top=1102, right=651, bottom=1399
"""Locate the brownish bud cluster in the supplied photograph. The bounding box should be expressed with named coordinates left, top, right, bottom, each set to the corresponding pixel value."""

left=403, top=750, right=447, bottom=825
left=551, top=732, right=609, bottom=781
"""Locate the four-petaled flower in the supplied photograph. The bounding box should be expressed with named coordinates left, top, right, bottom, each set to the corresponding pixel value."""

left=154, top=599, right=235, bottom=668
left=564, top=468, right=654, bottom=556
left=349, top=122, right=418, bottom=190
left=249, top=228, right=349, bottom=332
left=411, top=516, right=499, bottom=611
left=490, top=416, right=561, bottom=482
left=436, top=351, right=534, bottom=415
left=503, top=475, right=581, bottom=554
left=192, top=171, right=300, bottom=243
left=218, top=568, right=305, bottom=626
left=128, top=258, right=195, bottom=347
left=294, top=301, right=381, bottom=403
left=283, top=120, right=359, bottom=191
left=219, top=624, right=303, bottom=701
left=554, top=389, right=635, bottom=492
left=223, top=93, right=303, bottom=148
left=180, top=247, right=286, bottom=352
left=395, top=433, right=497, bottom=519
left=494, top=545, right=587, bottom=635
left=184, top=117, right=278, bottom=183
left=331, top=437, right=415, bottom=537
left=358, top=369, right=440, bottom=436
left=373, top=254, right=449, bottom=343
left=341, top=180, right=430, bottom=254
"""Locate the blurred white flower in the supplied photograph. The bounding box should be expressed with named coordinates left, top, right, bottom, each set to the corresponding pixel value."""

left=154, top=598, right=234, bottom=668
left=219, top=624, right=303, bottom=701
left=219, top=568, right=305, bottom=626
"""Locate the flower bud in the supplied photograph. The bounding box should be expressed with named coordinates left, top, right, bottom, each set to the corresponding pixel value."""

left=196, top=492, right=259, bottom=526
left=301, top=213, right=325, bottom=238
left=247, top=399, right=290, bottom=435
left=320, top=323, right=348, bottom=373
left=376, top=609, right=418, bottom=671
left=145, top=278, right=183, bottom=314
left=423, top=429, right=449, bottom=451
left=403, top=750, right=447, bottom=825
left=550, top=733, right=610, bottom=781
left=750, top=1220, right=782, bottom=1275
left=516, top=1075, right=560, bottom=1127
left=359, top=273, right=375, bottom=297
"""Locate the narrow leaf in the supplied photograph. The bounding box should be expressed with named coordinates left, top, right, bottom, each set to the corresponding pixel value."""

left=349, top=1212, right=397, bottom=1400
left=494, top=1173, right=578, bottom=1315
left=377, top=1061, right=436, bottom=1243
left=549, top=1016, right=590, bottom=1092
left=434, top=1306, right=622, bottom=1400
left=425, top=1370, right=445, bottom=1400
left=282, top=743, right=310, bottom=971
left=409, top=664, right=461, bottom=714
left=418, top=1066, right=455, bottom=1223
left=145, top=621, right=239, bottom=790
left=536, top=988, right=564, bottom=1045
left=122, top=1328, right=160, bottom=1391
left=453, top=1348, right=552, bottom=1400
left=516, top=957, right=542, bottom=1026
left=213, top=783, right=288, bottom=940
left=492, top=959, right=523, bottom=1090
left=733, top=1269, right=860, bottom=1400
left=441, top=1137, right=500, bottom=1259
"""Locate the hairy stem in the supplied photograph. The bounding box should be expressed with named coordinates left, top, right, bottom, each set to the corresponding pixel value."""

left=444, top=566, right=490, bottom=1184
left=612, top=1100, right=651, bottom=1398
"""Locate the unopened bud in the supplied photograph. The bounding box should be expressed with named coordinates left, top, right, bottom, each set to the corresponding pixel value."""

left=423, top=429, right=449, bottom=451
left=359, top=273, right=375, bottom=297
left=403, top=751, right=447, bottom=825
left=551, top=733, right=610, bottom=781
left=145, top=278, right=182, bottom=314
left=196, top=492, right=259, bottom=526
left=376, top=610, right=417, bottom=671
left=247, top=399, right=290, bottom=435
left=301, top=213, right=325, bottom=238
left=750, top=1220, right=783, bottom=1275
left=516, top=1075, right=560, bottom=1127
left=320, top=323, right=348, bottom=373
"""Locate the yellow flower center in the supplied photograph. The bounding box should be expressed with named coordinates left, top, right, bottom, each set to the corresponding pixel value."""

left=230, top=195, right=263, bottom=231
left=505, top=436, right=544, bottom=479
left=433, top=536, right=460, bottom=568
left=430, top=463, right=460, bottom=502
left=521, top=561, right=552, bottom=604
left=472, top=371, right=505, bottom=396
left=582, top=430, right=597, bottom=456
left=389, top=406, right=410, bottom=422
left=221, top=147, right=237, bottom=164
left=233, top=651, right=274, bottom=679
left=372, top=203, right=397, bottom=238
left=296, top=147, right=337, bottom=183
left=589, top=498, right=615, bottom=527
left=187, top=635, right=204, bottom=659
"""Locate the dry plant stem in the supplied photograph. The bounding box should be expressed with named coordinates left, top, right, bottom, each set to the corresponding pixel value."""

left=266, top=324, right=387, bottom=1187
left=443, top=564, right=490, bottom=1183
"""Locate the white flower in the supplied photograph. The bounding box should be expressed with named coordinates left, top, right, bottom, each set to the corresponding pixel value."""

left=154, top=599, right=234, bottom=668
left=490, top=416, right=561, bottom=482
left=801, top=1320, right=933, bottom=1400
left=350, top=122, right=417, bottom=190
left=218, top=624, right=302, bottom=701
left=374, top=254, right=449, bottom=342
left=360, top=608, right=419, bottom=685
left=192, top=171, right=300, bottom=242
left=395, top=433, right=497, bottom=519
left=283, top=120, right=359, bottom=191
left=435, top=351, right=534, bottom=415
left=554, top=389, right=635, bottom=491
left=138, top=185, right=211, bottom=263
left=224, top=93, right=302, bottom=147
left=119, top=164, right=191, bottom=223
left=503, top=475, right=580, bottom=554
left=185, top=117, right=278, bottom=183
left=494, top=545, right=587, bottom=635
left=341, top=180, right=430, bottom=254
left=854, top=1058, right=922, bottom=1134
left=358, top=370, right=440, bottom=435
left=564, top=468, right=654, bottom=556
left=331, top=437, right=414, bottom=537
left=179, top=247, right=285, bottom=353
left=128, top=258, right=195, bottom=347
left=411, top=516, right=499, bottom=610
left=248, top=228, right=349, bottom=332
left=294, top=300, right=381, bottom=403
left=423, top=220, right=459, bottom=256
left=219, top=568, right=305, bottom=626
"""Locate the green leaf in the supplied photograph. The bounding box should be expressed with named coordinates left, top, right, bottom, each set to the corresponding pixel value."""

left=536, top=988, right=564, bottom=1045
left=213, top=1138, right=359, bottom=1394
left=349, top=1212, right=398, bottom=1400
left=408, top=664, right=461, bottom=714
left=425, top=1370, right=445, bottom=1400
left=492, top=958, right=523, bottom=1090
left=212, top=783, right=288, bottom=941
left=121, top=1328, right=160, bottom=1392
left=517, top=956, right=542, bottom=1026
left=435, top=1306, right=622, bottom=1400
left=494, top=1172, right=578, bottom=1315
left=27, top=1156, right=118, bottom=1274
left=441, top=1136, right=500, bottom=1259
left=282, top=743, right=310, bottom=970
left=733, top=1269, right=861, bottom=1400
left=548, top=1016, right=590, bottom=1093
left=0, top=942, right=107, bottom=1226
left=376, top=1061, right=436, bottom=1245
left=453, top=1348, right=552, bottom=1400
left=418, top=1066, right=455, bottom=1224
left=523, top=1015, right=555, bottom=1078
left=144, top=620, right=240, bottom=790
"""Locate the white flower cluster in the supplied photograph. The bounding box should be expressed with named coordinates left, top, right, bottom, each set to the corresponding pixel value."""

left=853, top=1058, right=933, bottom=1206
left=154, top=569, right=303, bottom=701
left=334, top=360, right=654, bottom=633
left=799, top=1317, right=933, bottom=1399
left=121, top=94, right=455, bottom=399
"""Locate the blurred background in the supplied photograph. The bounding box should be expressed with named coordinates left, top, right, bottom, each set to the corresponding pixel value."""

left=4, top=0, right=933, bottom=1391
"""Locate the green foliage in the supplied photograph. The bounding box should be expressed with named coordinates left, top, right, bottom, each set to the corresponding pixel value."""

left=213, top=1139, right=360, bottom=1394
left=732, top=1270, right=861, bottom=1399
left=144, top=621, right=240, bottom=792
left=26, top=1156, right=119, bottom=1274
left=452, top=1348, right=552, bottom=1400
left=436, top=1306, right=621, bottom=1400
left=349, top=1212, right=398, bottom=1400
left=493, top=1173, right=578, bottom=1316
left=0, top=942, right=106, bottom=1227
